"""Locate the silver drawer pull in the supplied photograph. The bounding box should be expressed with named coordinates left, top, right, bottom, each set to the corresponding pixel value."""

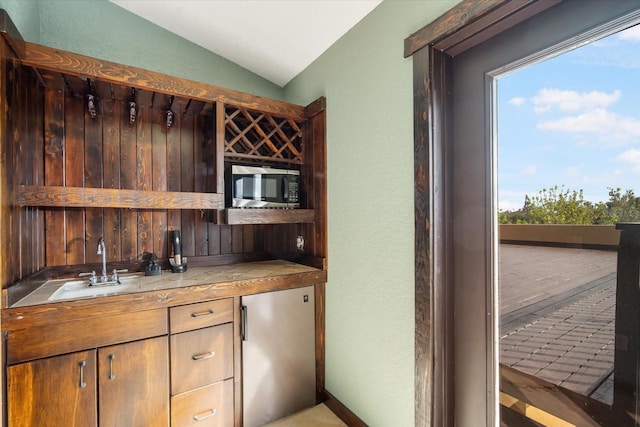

left=108, top=354, right=116, bottom=380
left=79, top=360, right=87, bottom=388
left=193, top=408, right=216, bottom=421
left=192, top=351, right=216, bottom=361
left=191, top=309, right=215, bottom=318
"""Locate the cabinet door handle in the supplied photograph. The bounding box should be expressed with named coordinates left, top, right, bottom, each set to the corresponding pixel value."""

left=193, top=408, right=216, bottom=421
left=108, top=354, right=116, bottom=380
left=241, top=305, right=248, bottom=341
left=78, top=360, right=87, bottom=388
left=191, top=309, right=215, bottom=318
left=192, top=351, right=216, bottom=361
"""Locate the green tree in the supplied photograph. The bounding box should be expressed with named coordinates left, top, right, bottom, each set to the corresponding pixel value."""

left=499, top=185, right=640, bottom=225
left=594, top=188, right=640, bottom=224
left=522, top=186, right=596, bottom=224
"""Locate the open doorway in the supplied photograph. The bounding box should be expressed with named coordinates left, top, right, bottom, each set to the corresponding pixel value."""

left=407, top=0, right=640, bottom=426
left=496, top=22, right=640, bottom=419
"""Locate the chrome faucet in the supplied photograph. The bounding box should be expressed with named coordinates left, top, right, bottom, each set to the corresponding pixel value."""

left=78, top=237, right=127, bottom=286
left=97, top=237, right=108, bottom=283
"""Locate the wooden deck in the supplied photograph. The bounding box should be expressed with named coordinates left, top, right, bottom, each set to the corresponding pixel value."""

left=499, top=244, right=617, bottom=404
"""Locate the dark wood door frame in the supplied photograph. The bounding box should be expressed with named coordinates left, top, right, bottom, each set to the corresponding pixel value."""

left=406, top=1, right=562, bottom=426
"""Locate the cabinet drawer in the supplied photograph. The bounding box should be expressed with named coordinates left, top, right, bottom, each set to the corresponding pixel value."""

left=171, top=323, right=233, bottom=395
left=7, top=308, right=168, bottom=364
left=170, top=299, right=233, bottom=334
left=171, top=379, right=233, bottom=427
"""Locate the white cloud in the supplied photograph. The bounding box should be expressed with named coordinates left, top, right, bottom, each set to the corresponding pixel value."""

left=565, top=166, right=581, bottom=176
left=520, top=165, right=537, bottom=176
left=498, top=189, right=529, bottom=211
left=572, top=44, right=640, bottom=69
left=532, top=88, right=621, bottom=113
left=535, top=144, right=555, bottom=153
left=537, top=108, right=640, bottom=143
left=617, top=25, right=640, bottom=42
left=499, top=199, right=524, bottom=211
left=508, top=96, right=526, bottom=107
left=615, top=148, right=640, bottom=173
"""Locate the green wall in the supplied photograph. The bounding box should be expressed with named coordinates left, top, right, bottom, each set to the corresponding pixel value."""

left=0, top=0, right=39, bottom=41
left=0, top=0, right=462, bottom=425
left=284, top=1, right=459, bottom=424
left=0, top=0, right=283, bottom=100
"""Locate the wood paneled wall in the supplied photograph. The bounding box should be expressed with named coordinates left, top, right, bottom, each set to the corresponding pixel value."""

left=2, top=35, right=326, bottom=290
left=5, top=64, right=267, bottom=283
left=4, top=58, right=45, bottom=286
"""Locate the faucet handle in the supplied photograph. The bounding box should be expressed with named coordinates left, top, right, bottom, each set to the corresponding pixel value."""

left=111, top=269, right=128, bottom=282
left=79, top=271, right=97, bottom=285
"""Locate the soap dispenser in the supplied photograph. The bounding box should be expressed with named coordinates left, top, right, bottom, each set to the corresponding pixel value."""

left=169, top=230, right=187, bottom=273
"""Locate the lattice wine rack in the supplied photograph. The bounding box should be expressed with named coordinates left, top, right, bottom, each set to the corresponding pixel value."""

left=224, top=107, right=303, bottom=165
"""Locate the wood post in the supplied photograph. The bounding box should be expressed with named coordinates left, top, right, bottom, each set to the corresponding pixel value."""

left=613, top=222, right=640, bottom=424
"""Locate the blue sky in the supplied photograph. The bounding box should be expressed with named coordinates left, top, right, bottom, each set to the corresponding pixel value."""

left=497, top=24, right=640, bottom=211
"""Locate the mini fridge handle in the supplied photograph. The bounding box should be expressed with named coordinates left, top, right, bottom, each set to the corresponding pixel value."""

left=241, top=305, right=248, bottom=341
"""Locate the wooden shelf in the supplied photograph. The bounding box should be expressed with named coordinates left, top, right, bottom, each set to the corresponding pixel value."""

left=15, top=185, right=224, bottom=210
left=14, top=39, right=307, bottom=121
left=224, top=209, right=315, bottom=225
left=224, top=106, right=303, bottom=165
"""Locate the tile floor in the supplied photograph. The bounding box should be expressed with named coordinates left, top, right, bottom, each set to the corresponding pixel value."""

left=499, top=245, right=617, bottom=402
left=264, top=404, right=347, bottom=427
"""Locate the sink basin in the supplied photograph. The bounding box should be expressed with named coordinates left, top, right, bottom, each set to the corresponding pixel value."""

left=47, top=275, right=142, bottom=301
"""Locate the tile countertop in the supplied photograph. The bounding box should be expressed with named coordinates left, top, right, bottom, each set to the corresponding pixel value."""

left=10, top=260, right=324, bottom=308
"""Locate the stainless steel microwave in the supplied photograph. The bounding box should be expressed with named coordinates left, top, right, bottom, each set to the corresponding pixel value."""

left=225, top=165, right=300, bottom=208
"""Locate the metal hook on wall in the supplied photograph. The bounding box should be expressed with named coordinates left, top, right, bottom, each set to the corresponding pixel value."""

left=86, top=79, right=97, bottom=119
left=128, top=87, right=137, bottom=125
left=165, top=95, right=175, bottom=128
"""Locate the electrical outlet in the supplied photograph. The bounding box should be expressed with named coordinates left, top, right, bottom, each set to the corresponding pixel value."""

left=296, top=235, right=304, bottom=252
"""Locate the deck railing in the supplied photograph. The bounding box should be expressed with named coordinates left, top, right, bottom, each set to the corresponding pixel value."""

left=500, top=224, right=620, bottom=249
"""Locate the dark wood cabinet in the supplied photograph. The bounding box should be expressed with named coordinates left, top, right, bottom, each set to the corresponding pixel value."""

left=7, top=350, right=98, bottom=427
left=5, top=307, right=169, bottom=426
left=7, top=336, right=169, bottom=427
left=2, top=267, right=326, bottom=427
left=170, top=299, right=235, bottom=426
left=98, top=336, right=170, bottom=427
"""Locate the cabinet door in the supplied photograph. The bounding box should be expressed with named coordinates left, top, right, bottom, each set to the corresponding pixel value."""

left=98, top=336, right=169, bottom=427
left=7, top=350, right=97, bottom=427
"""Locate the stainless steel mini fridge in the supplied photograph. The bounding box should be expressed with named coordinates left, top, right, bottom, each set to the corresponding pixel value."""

left=241, top=286, right=316, bottom=427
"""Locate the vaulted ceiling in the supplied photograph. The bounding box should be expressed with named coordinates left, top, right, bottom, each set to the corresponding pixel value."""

left=110, top=0, right=382, bottom=87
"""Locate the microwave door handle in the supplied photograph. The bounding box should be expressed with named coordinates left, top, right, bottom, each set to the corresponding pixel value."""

left=252, top=173, right=264, bottom=200
left=282, top=177, right=288, bottom=201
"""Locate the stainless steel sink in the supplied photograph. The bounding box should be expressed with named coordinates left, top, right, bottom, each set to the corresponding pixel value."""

left=47, top=274, right=142, bottom=301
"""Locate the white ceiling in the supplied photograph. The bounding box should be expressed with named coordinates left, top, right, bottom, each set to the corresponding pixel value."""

left=110, top=0, right=382, bottom=87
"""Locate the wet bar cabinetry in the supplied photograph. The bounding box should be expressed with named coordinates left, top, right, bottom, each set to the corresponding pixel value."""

left=7, top=309, right=170, bottom=427
left=3, top=263, right=327, bottom=427
left=0, top=17, right=326, bottom=291
left=0, top=11, right=327, bottom=427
